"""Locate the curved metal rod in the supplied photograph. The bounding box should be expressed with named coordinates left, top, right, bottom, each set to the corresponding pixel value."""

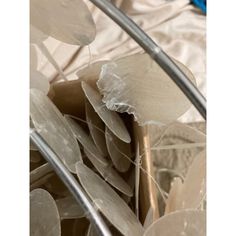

left=30, top=128, right=112, bottom=236
left=89, top=0, right=206, bottom=120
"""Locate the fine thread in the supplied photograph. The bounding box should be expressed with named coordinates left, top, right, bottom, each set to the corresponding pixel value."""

left=66, top=114, right=206, bottom=204
left=67, top=114, right=169, bottom=202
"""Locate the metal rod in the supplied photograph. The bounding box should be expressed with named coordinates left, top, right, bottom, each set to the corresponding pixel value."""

left=89, top=0, right=206, bottom=120
left=30, top=128, right=112, bottom=236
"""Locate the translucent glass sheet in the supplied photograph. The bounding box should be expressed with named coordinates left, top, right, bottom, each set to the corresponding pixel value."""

left=30, top=89, right=82, bottom=173
left=30, top=0, right=96, bottom=45
left=81, top=81, right=131, bottom=143
left=76, top=163, right=144, bottom=236
left=144, top=210, right=205, bottom=236
left=98, top=53, right=196, bottom=125
left=105, top=126, right=132, bottom=172
left=30, top=189, right=61, bottom=236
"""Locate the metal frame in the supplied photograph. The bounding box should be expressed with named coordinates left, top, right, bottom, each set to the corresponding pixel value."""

left=30, top=129, right=112, bottom=236
left=30, top=1, right=207, bottom=235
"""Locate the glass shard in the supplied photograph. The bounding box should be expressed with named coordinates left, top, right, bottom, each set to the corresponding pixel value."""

left=56, top=195, right=85, bottom=220
left=84, top=149, right=133, bottom=197
left=97, top=53, right=196, bottom=126
left=76, top=163, right=144, bottom=236
left=144, top=210, right=206, bottom=236
left=30, top=0, right=96, bottom=45
left=105, top=126, right=132, bottom=172
left=81, top=81, right=131, bottom=143
left=65, top=115, right=107, bottom=165
left=30, top=188, right=61, bottom=236
left=30, top=89, right=82, bottom=173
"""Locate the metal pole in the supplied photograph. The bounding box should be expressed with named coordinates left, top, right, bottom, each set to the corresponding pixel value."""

left=89, top=0, right=206, bottom=120
left=30, top=128, right=112, bottom=236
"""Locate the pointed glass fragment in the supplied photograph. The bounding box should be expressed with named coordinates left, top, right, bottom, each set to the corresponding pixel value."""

left=81, top=81, right=131, bottom=143
left=76, top=163, right=144, bottom=236
left=105, top=126, right=132, bottom=172
left=97, top=53, right=196, bottom=125
left=30, top=0, right=96, bottom=45
left=144, top=210, right=206, bottom=236
left=30, top=89, right=82, bottom=173
left=84, top=149, right=133, bottom=197
left=30, top=189, right=61, bottom=236
left=65, top=115, right=107, bottom=165
left=56, top=195, right=85, bottom=220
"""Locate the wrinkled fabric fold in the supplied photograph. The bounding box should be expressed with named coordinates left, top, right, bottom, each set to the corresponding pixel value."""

left=36, top=0, right=206, bottom=122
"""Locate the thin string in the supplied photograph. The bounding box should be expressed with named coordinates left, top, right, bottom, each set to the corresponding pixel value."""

left=67, top=114, right=167, bottom=203
left=66, top=115, right=207, bottom=205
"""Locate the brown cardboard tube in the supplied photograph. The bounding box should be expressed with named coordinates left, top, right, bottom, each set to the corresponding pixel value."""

left=133, top=122, right=160, bottom=223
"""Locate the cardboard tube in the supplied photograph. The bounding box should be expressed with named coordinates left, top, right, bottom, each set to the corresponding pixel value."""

left=133, top=122, right=160, bottom=223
